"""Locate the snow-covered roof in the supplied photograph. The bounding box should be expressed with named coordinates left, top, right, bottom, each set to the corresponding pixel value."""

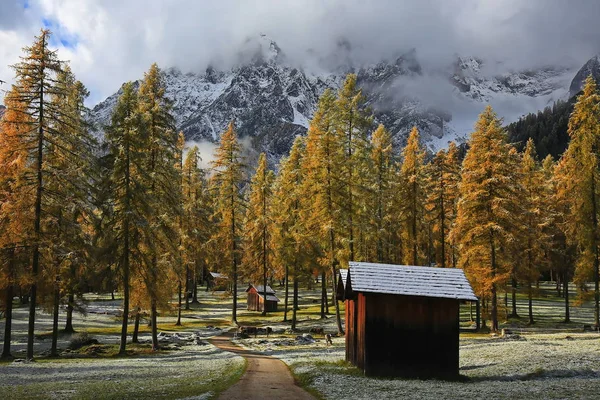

left=209, top=272, right=227, bottom=279
left=246, top=284, right=276, bottom=295
left=348, top=262, right=477, bottom=301
left=262, top=294, right=280, bottom=302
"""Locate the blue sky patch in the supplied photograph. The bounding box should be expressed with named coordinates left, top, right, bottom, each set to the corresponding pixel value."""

left=41, top=17, right=78, bottom=49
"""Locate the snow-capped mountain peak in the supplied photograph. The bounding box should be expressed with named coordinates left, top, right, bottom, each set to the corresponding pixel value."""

left=90, top=35, right=588, bottom=160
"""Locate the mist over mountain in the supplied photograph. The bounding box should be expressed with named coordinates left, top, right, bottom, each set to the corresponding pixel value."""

left=90, top=34, right=598, bottom=161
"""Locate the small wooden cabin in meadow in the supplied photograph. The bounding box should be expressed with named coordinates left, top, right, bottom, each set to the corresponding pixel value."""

left=246, top=284, right=280, bottom=312
left=338, top=262, right=477, bottom=379
left=206, top=272, right=229, bottom=291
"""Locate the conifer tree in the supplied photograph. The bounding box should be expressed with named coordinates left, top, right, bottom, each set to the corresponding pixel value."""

left=4, top=29, right=92, bottom=359
left=399, top=127, right=427, bottom=266
left=137, top=63, right=181, bottom=350
left=334, top=74, right=373, bottom=263
left=425, top=143, right=461, bottom=268
left=0, top=85, right=32, bottom=359
left=559, top=75, right=600, bottom=326
left=188, top=151, right=212, bottom=303
left=107, top=82, right=147, bottom=354
left=243, top=153, right=275, bottom=316
left=445, top=143, right=461, bottom=267
left=547, top=156, right=576, bottom=322
left=273, top=138, right=307, bottom=328
left=302, top=89, right=345, bottom=334
left=387, top=160, right=405, bottom=264
left=176, top=133, right=186, bottom=326
left=212, top=122, right=245, bottom=324
left=370, top=124, right=394, bottom=262
left=44, top=66, right=95, bottom=355
left=519, top=138, right=545, bottom=324
left=452, top=106, right=524, bottom=331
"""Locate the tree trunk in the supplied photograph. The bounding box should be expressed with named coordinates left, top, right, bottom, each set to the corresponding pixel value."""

left=331, top=252, right=344, bottom=335
left=490, top=230, right=499, bottom=332
left=176, top=281, right=182, bottom=326
left=564, top=271, right=571, bottom=323
left=262, top=230, right=268, bottom=317
left=283, top=265, right=289, bottom=322
left=132, top=307, right=140, bottom=344
left=192, top=268, right=199, bottom=303
left=320, top=271, right=327, bottom=319
left=151, top=300, right=159, bottom=351
left=528, top=281, right=534, bottom=325
left=292, top=276, right=299, bottom=330
left=1, top=283, right=14, bottom=359
left=50, top=278, right=60, bottom=357
left=469, top=301, right=473, bottom=322
left=510, top=278, right=518, bottom=318
left=119, top=236, right=130, bottom=354
left=64, top=293, right=75, bottom=333
left=184, top=266, right=190, bottom=310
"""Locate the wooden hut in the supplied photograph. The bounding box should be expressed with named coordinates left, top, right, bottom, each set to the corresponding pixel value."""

left=338, top=262, right=477, bottom=379
left=246, top=284, right=279, bottom=312
left=206, top=272, right=229, bottom=291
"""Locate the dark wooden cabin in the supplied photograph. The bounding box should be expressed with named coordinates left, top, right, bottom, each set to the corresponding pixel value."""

left=338, top=262, right=477, bottom=379
left=206, top=272, right=229, bottom=291
left=246, top=284, right=279, bottom=312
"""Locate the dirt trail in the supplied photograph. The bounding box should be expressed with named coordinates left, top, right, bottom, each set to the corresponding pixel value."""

left=209, top=333, right=316, bottom=400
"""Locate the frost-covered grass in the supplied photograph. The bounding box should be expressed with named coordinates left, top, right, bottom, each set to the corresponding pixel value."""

left=239, top=332, right=600, bottom=399
left=0, top=289, right=249, bottom=400
left=0, top=342, right=245, bottom=399
left=0, top=283, right=335, bottom=399
left=459, top=281, right=597, bottom=331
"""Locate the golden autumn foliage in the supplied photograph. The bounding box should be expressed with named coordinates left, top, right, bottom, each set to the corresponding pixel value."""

left=211, top=122, right=245, bottom=323
left=399, top=127, right=427, bottom=266
left=558, top=75, right=600, bottom=326
left=243, top=153, right=275, bottom=315
left=451, top=106, right=524, bottom=331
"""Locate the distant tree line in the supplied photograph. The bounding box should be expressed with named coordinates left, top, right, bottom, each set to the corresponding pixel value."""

left=507, top=97, right=574, bottom=160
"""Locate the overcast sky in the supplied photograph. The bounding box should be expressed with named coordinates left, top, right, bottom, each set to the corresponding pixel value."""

left=1, top=0, right=600, bottom=105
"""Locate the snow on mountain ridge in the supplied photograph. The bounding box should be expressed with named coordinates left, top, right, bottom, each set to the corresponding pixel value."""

left=90, top=37, right=586, bottom=160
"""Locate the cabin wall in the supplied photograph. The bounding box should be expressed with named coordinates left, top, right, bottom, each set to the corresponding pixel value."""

left=265, top=300, right=278, bottom=312
left=247, top=288, right=278, bottom=312
left=345, top=299, right=357, bottom=363
left=355, top=293, right=367, bottom=370
left=354, top=293, right=459, bottom=378
left=247, top=292, right=259, bottom=311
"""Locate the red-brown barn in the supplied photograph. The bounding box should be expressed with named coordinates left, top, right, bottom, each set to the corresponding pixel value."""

left=338, top=262, right=477, bottom=379
left=246, top=284, right=279, bottom=312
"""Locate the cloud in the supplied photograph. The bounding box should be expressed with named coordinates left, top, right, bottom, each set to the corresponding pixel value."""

left=184, top=140, right=218, bottom=170
left=1, top=0, right=600, bottom=107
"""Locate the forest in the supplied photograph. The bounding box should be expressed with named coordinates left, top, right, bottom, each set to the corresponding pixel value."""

left=1, top=29, right=600, bottom=367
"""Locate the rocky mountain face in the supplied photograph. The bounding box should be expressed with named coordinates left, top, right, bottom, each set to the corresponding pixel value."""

left=90, top=35, right=595, bottom=160
left=569, top=55, right=600, bottom=98
left=0, top=105, right=5, bottom=119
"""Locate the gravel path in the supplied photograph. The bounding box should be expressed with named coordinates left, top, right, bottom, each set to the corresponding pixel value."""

left=209, top=333, right=315, bottom=400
